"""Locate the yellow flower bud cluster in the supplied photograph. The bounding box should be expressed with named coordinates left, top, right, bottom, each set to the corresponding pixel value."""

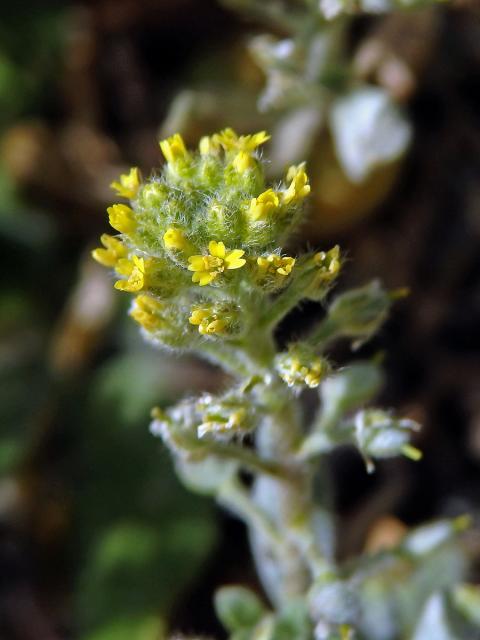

left=313, top=245, right=341, bottom=282
left=129, top=294, right=165, bottom=332
left=188, top=301, right=240, bottom=337
left=189, top=308, right=226, bottom=335
left=92, top=130, right=327, bottom=351
left=114, top=255, right=153, bottom=292
left=282, top=163, right=310, bottom=205
left=257, top=254, right=296, bottom=278
left=301, top=245, right=341, bottom=301
left=276, top=345, right=329, bottom=389
left=196, top=392, right=253, bottom=440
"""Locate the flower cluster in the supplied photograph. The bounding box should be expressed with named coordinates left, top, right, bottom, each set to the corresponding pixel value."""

left=92, top=130, right=436, bottom=640
left=275, top=344, right=330, bottom=389
left=92, top=129, right=334, bottom=350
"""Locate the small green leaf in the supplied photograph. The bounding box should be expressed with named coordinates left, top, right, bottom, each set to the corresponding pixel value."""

left=215, top=586, right=266, bottom=633
left=271, top=599, right=313, bottom=640
left=451, top=584, right=480, bottom=627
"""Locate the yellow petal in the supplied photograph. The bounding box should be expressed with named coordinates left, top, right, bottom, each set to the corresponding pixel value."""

left=107, top=204, right=136, bottom=234
left=282, top=164, right=310, bottom=204
left=127, top=267, right=145, bottom=291
left=114, top=280, right=131, bottom=291
left=247, top=131, right=270, bottom=150
left=192, top=271, right=216, bottom=286
left=132, top=255, right=145, bottom=273
left=159, top=133, right=189, bottom=164
left=101, top=233, right=127, bottom=255
left=188, top=255, right=207, bottom=272
left=114, top=272, right=144, bottom=292
left=189, top=309, right=210, bottom=325
left=115, top=258, right=134, bottom=276
left=209, top=240, right=226, bottom=259
left=200, top=272, right=216, bottom=286
left=206, top=319, right=226, bottom=334
left=247, top=189, right=279, bottom=221
left=214, top=128, right=270, bottom=152
left=110, top=167, right=141, bottom=199
left=232, top=151, right=254, bottom=173
left=163, top=227, right=187, bottom=250
left=92, top=248, right=116, bottom=268
left=199, top=135, right=220, bottom=155
left=224, top=250, right=246, bottom=270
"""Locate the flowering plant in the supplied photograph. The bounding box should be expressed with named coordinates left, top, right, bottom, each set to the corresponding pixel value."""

left=93, top=130, right=478, bottom=639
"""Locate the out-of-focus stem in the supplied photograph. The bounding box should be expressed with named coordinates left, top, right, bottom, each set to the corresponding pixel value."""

left=218, top=476, right=287, bottom=552
left=200, top=341, right=252, bottom=378
left=250, top=390, right=333, bottom=605
left=209, top=441, right=288, bottom=478
left=258, top=285, right=305, bottom=332
left=307, top=315, right=340, bottom=350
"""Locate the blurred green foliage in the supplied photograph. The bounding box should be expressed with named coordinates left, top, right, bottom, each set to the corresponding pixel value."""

left=0, top=3, right=65, bottom=127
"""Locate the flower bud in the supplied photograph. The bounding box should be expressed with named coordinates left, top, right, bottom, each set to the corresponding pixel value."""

left=196, top=393, right=254, bottom=440
left=276, top=344, right=330, bottom=389
left=110, top=167, right=141, bottom=200
left=302, top=246, right=341, bottom=301
left=354, top=408, right=421, bottom=471
left=327, top=280, right=395, bottom=346
left=320, top=362, right=383, bottom=425
left=107, top=204, right=137, bottom=235
left=188, top=302, right=240, bottom=337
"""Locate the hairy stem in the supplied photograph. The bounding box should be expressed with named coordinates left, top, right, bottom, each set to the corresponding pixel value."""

left=249, top=390, right=332, bottom=605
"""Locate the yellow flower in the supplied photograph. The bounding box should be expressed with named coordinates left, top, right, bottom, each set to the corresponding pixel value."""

left=159, top=133, right=189, bottom=164
left=110, top=167, right=141, bottom=199
left=277, top=351, right=328, bottom=389
left=257, top=254, right=296, bottom=277
left=129, top=294, right=164, bottom=332
left=198, top=408, right=247, bottom=438
left=114, top=255, right=150, bottom=292
left=247, top=189, right=279, bottom=222
left=189, top=307, right=227, bottom=335
left=188, top=241, right=246, bottom=286
left=92, top=234, right=128, bottom=268
left=199, top=135, right=220, bottom=156
left=213, top=128, right=270, bottom=153
left=163, top=227, right=187, bottom=251
left=107, top=204, right=137, bottom=235
left=313, top=245, right=341, bottom=281
left=232, top=151, right=255, bottom=173
left=282, top=163, right=311, bottom=205
left=303, top=359, right=325, bottom=388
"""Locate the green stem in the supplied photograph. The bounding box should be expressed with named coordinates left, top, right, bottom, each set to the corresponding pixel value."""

left=249, top=395, right=333, bottom=604
left=200, top=341, right=251, bottom=378
left=306, top=315, right=340, bottom=350
left=217, top=476, right=287, bottom=552
left=259, top=286, right=305, bottom=332
left=209, top=441, right=288, bottom=479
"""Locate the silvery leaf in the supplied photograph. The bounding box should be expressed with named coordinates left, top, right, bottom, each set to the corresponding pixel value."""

left=330, top=87, right=411, bottom=183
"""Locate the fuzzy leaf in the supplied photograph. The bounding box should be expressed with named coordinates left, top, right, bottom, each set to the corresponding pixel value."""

left=214, top=586, right=266, bottom=633
left=330, top=87, right=411, bottom=183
